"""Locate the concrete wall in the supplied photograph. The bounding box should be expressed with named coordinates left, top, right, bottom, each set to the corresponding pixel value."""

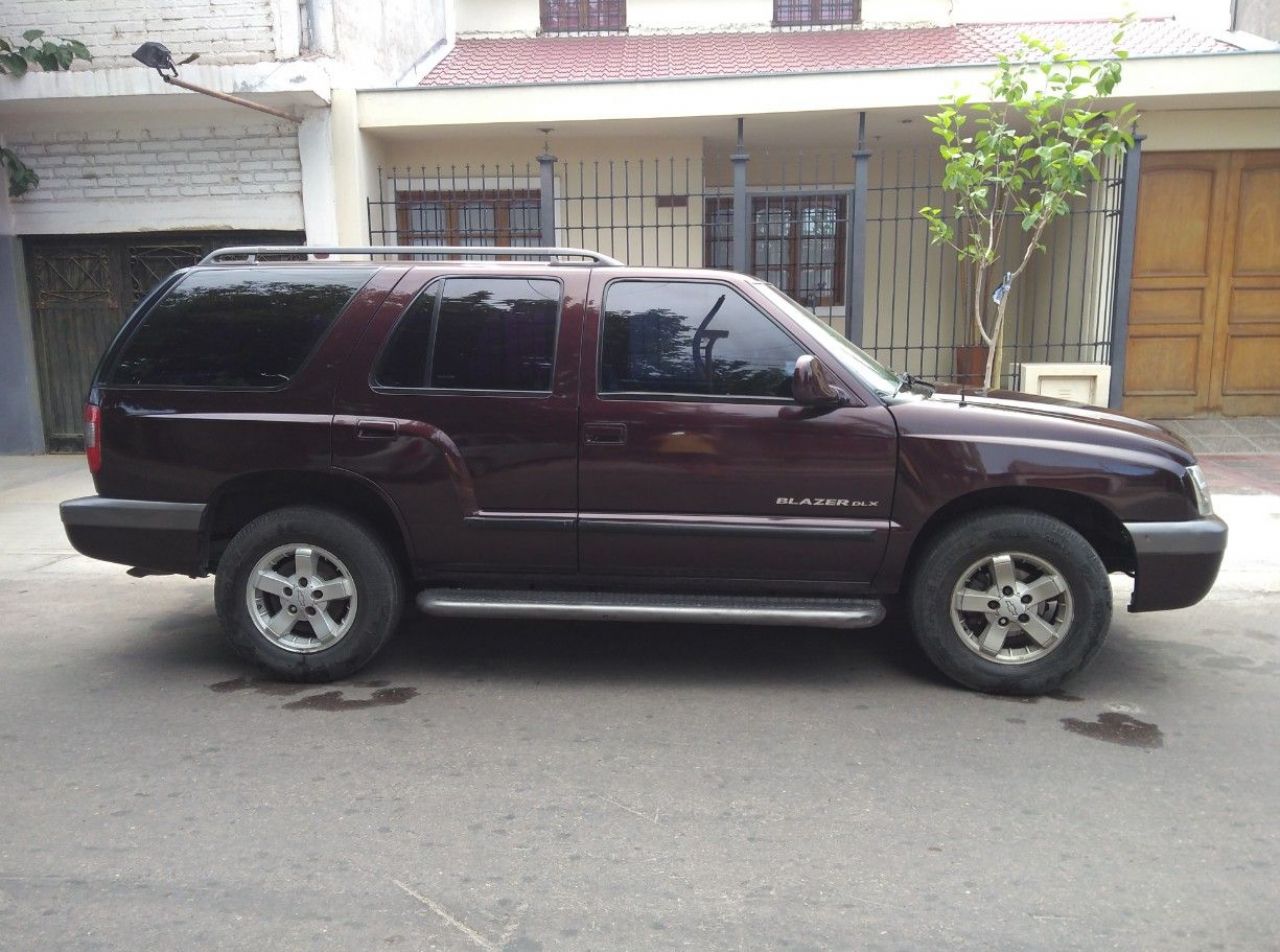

left=0, top=0, right=282, bottom=67
left=1235, top=0, right=1280, bottom=41
left=2, top=116, right=305, bottom=235
left=328, top=0, right=449, bottom=84
left=0, top=237, right=44, bottom=455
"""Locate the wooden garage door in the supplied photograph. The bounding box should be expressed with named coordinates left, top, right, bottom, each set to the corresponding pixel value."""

left=1124, top=150, right=1280, bottom=417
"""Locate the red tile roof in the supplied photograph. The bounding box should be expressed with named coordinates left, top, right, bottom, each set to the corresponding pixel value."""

left=421, top=19, right=1238, bottom=88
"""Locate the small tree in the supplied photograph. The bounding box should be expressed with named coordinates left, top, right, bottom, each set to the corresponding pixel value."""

left=919, top=22, right=1135, bottom=389
left=1, top=30, right=93, bottom=197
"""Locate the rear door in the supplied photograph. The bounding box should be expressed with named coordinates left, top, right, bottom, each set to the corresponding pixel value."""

left=576, top=274, right=897, bottom=587
left=333, top=268, right=586, bottom=577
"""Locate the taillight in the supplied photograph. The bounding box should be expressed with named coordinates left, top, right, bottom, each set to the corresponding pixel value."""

left=84, top=403, right=102, bottom=474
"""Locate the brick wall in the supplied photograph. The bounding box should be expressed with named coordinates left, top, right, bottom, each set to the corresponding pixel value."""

left=5, top=121, right=301, bottom=205
left=0, top=0, right=277, bottom=67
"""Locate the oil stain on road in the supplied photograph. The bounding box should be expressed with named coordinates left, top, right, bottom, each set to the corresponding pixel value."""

left=208, top=676, right=418, bottom=710
left=1061, top=711, right=1164, bottom=749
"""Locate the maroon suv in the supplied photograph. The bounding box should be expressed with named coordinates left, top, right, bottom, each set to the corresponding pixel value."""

left=61, top=246, right=1227, bottom=694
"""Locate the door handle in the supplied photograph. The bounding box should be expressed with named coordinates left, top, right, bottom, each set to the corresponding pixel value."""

left=584, top=422, right=627, bottom=446
left=356, top=419, right=398, bottom=440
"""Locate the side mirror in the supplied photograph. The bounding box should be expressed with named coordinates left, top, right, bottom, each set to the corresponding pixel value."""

left=792, top=355, right=846, bottom=407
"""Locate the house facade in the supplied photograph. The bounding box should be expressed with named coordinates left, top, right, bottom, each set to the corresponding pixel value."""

left=351, top=0, right=1280, bottom=419
left=2, top=0, right=1278, bottom=453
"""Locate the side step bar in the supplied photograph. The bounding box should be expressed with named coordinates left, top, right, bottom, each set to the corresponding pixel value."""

left=417, top=589, right=885, bottom=629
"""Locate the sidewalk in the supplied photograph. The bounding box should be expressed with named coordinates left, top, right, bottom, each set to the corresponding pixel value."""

left=1145, top=416, right=1280, bottom=495
left=1153, top=416, right=1280, bottom=455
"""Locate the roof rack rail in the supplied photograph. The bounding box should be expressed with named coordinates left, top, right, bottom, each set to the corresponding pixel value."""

left=198, top=245, right=625, bottom=266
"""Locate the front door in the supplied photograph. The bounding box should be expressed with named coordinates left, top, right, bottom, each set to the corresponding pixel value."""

left=577, top=275, right=897, bottom=588
left=1124, top=150, right=1280, bottom=417
left=333, top=270, right=585, bottom=577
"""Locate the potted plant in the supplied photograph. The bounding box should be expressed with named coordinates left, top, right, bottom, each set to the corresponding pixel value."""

left=920, top=21, right=1136, bottom=390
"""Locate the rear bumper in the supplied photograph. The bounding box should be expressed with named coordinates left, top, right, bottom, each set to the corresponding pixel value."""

left=1125, top=516, right=1228, bottom=612
left=60, top=496, right=206, bottom=575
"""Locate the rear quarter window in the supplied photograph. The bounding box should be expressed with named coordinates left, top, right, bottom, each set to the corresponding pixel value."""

left=106, top=267, right=375, bottom=388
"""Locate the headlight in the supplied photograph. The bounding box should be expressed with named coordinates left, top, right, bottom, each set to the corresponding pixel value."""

left=1186, top=464, right=1213, bottom=517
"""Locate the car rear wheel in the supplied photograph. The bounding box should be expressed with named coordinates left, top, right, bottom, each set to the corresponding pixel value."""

left=908, top=509, right=1111, bottom=695
left=214, top=506, right=402, bottom=682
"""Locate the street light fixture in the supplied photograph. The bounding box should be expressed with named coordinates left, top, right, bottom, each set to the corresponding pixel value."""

left=131, top=41, right=300, bottom=123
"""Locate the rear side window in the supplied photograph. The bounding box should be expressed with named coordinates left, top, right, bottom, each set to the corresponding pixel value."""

left=107, top=267, right=374, bottom=388
left=600, top=280, right=803, bottom=399
left=373, top=276, right=561, bottom=392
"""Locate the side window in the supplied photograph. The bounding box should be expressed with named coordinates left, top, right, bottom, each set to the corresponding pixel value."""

left=108, top=267, right=374, bottom=388
left=600, top=280, right=803, bottom=399
left=373, top=282, right=439, bottom=388
left=375, top=277, right=561, bottom=392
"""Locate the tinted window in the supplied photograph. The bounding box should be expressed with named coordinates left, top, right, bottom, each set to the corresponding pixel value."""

left=373, top=283, right=440, bottom=388
left=600, top=280, right=803, bottom=398
left=108, top=267, right=373, bottom=388
left=428, top=277, right=560, bottom=392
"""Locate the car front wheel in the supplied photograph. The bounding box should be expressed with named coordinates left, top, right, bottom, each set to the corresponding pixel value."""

left=908, top=509, right=1112, bottom=695
left=214, top=506, right=403, bottom=682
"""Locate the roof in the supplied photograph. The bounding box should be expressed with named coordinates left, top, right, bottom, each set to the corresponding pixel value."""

left=420, top=19, right=1239, bottom=88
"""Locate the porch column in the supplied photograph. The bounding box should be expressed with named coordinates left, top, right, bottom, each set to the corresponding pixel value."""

left=731, top=118, right=750, bottom=274
left=538, top=147, right=557, bottom=248
left=1107, top=131, right=1145, bottom=409
left=845, top=111, right=870, bottom=343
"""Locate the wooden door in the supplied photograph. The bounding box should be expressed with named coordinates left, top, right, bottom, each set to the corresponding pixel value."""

left=1124, top=151, right=1280, bottom=417
left=1213, top=151, right=1280, bottom=416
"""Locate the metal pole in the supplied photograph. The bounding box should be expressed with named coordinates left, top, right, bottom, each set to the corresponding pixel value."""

left=538, top=143, right=558, bottom=249
left=160, top=75, right=300, bottom=122
left=846, top=111, right=870, bottom=343
left=1107, top=131, right=1144, bottom=409
left=731, top=118, right=750, bottom=274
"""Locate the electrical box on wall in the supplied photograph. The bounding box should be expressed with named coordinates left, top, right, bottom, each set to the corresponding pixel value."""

left=1020, top=363, right=1112, bottom=407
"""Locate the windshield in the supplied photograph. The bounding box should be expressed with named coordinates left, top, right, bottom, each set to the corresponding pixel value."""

left=752, top=282, right=901, bottom=398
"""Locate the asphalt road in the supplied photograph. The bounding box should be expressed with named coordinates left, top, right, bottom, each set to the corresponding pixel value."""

left=1, top=456, right=1277, bottom=951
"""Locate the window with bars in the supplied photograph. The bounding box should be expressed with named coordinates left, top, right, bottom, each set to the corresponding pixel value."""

left=540, top=0, right=626, bottom=32
left=706, top=195, right=847, bottom=308
left=773, top=0, right=860, bottom=26
left=395, top=191, right=541, bottom=248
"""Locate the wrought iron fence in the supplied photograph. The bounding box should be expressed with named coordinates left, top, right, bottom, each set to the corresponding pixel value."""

left=368, top=120, right=1137, bottom=392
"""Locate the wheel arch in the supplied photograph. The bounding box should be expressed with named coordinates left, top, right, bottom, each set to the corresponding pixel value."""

left=202, top=469, right=413, bottom=577
left=902, top=486, right=1135, bottom=590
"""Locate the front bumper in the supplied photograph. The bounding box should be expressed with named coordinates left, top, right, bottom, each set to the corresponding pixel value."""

left=1124, top=516, right=1228, bottom=612
left=60, top=496, right=207, bottom=575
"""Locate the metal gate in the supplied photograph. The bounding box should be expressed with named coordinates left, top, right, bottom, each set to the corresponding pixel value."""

left=25, top=231, right=302, bottom=451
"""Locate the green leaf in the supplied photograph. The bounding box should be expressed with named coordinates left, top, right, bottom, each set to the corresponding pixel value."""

left=1, top=52, right=28, bottom=76
left=21, top=29, right=45, bottom=41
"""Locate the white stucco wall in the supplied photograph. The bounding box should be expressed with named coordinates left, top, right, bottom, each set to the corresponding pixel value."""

left=327, top=0, right=449, bottom=84
left=454, top=0, right=948, bottom=35
left=452, top=0, right=1245, bottom=36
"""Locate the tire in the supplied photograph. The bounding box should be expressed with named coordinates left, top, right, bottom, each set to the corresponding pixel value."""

left=214, top=506, right=403, bottom=682
left=908, top=509, right=1111, bottom=695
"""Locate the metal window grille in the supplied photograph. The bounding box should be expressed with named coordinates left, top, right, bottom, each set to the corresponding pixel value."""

left=540, top=0, right=627, bottom=33
left=773, top=0, right=860, bottom=26
left=706, top=194, right=848, bottom=307
left=395, top=191, right=541, bottom=248
left=367, top=128, right=1132, bottom=393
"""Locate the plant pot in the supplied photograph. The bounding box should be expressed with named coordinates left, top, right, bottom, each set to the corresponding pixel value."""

left=953, top=344, right=989, bottom=387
